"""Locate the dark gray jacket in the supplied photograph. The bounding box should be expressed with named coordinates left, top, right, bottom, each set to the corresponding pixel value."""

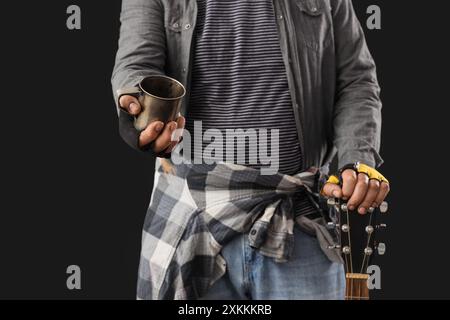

left=111, top=0, right=383, bottom=171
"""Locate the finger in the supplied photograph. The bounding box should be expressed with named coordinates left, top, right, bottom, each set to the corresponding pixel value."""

left=167, top=127, right=187, bottom=154
left=341, top=169, right=357, bottom=200
left=119, top=95, right=141, bottom=115
left=165, top=141, right=178, bottom=154
left=164, top=129, right=181, bottom=154
left=172, top=116, right=186, bottom=142
left=138, top=121, right=164, bottom=148
left=176, top=115, right=186, bottom=129
left=358, top=179, right=380, bottom=215
left=347, top=173, right=369, bottom=212
left=161, top=115, right=186, bottom=154
left=321, top=183, right=343, bottom=198
left=373, top=182, right=390, bottom=207
left=153, top=121, right=178, bottom=153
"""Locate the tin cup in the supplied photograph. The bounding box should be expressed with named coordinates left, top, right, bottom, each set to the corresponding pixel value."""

left=117, top=75, right=186, bottom=131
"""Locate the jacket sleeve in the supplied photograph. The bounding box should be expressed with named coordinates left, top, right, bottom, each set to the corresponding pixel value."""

left=332, top=0, right=384, bottom=169
left=111, top=0, right=166, bottom=153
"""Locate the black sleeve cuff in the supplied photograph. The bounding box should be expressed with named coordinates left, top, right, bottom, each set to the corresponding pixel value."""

left=118, top=109, right=172, bottom=158
left=118, top=108, right=149, bottom=153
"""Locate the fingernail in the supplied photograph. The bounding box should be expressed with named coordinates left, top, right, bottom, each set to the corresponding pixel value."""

left=358, top=207, right=366, bottom=214
left=129, top=103, right=138, bottom=113
left=154, top=122, right=164, bottom=132
left=348, top=205, right=355, bottom=211
left=170, top=123, right=177, bottom=130
left=372, top=202, right=378, bottom=208
left=332, top=190, right=340, bottom=198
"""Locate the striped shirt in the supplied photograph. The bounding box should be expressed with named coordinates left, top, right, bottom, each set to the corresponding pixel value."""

left=186, top=0, right=302, bottom=175
left=185, top=0, right=317, bottom=216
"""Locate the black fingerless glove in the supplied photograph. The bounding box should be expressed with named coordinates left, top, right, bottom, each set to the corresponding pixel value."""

left=118, top=109, right=171, bottom=158
left=118, top=108, right=150, bottom=152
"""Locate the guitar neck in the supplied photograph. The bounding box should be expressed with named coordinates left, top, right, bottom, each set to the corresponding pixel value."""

left=345, top=273, right=370, bottom=300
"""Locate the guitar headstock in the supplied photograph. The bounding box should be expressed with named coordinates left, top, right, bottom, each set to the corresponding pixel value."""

left=326, top=199, right=388, bottom=300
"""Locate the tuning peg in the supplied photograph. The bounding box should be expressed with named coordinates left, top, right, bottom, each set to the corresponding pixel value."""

left=365, top=225, right=374, bottom=234
left=341, top=224, right=350, bottom=233
left=342, top=246, right=351, bottom=255
left=379, top=202, right=388, bottom=213
left=328, top=244, right=341, bottom=250
left=377, top=243, right=386, bottom=255
left=327, top=223, right=349, bottom=232
left=327, top=198, right=337, bottom=206
left=326, top=198, right=349, bottom=212
left=326, top=222, right=339, bottom=230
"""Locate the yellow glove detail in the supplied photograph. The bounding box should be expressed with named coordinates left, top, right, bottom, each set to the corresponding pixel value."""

left=356, top=163, right=389, bottom=184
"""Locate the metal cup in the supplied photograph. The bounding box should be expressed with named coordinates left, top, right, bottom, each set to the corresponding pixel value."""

left=117, top=75, right=186, bottom=131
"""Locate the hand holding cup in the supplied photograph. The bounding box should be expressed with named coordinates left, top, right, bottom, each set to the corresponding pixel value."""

left=117, top=75, right=186, bottom=154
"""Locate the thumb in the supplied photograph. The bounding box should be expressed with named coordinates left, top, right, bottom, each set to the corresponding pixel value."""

left=119, top=95, right=141, bottom=115
left=321, top=183, right=343, bottom=198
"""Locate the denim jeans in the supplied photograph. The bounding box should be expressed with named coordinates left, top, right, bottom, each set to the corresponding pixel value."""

left=201, top=226, right=345, bottom=300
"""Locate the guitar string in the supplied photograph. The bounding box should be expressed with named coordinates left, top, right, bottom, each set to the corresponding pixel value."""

left=356, top=207, right=376, bottom=300
left=346, top=208, right=353, bottom=300
left=360, top=211, right=374, bottom=274
left=342, top=202, right=352, bottom=299
left=340, top=201, right=351, bottom=299
left=360, top=281, right=363, bottom=300
left=360, top=210, right=376, bottom=300
left=344, top=247, right=350, bottom=299
left=339, top=212, right=349, bottom=275
left=339, top=207, right=351, bottom=300
left=345, top=204, right=354, bottom=299
left=336, top=203, right=348, bottom=275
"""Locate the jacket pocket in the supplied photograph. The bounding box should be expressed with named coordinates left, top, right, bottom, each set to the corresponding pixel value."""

left=295, top=0, right=331, bottom=51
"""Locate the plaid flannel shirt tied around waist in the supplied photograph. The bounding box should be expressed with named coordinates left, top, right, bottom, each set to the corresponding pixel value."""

left=137, top=160, right=343, bottom=300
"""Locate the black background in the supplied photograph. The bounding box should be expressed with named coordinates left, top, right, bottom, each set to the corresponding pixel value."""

left=0, top=0, right=448, bottom=299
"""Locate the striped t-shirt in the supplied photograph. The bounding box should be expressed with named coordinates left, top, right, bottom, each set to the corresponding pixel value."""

left=185, top=0, right=303, bottom=175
